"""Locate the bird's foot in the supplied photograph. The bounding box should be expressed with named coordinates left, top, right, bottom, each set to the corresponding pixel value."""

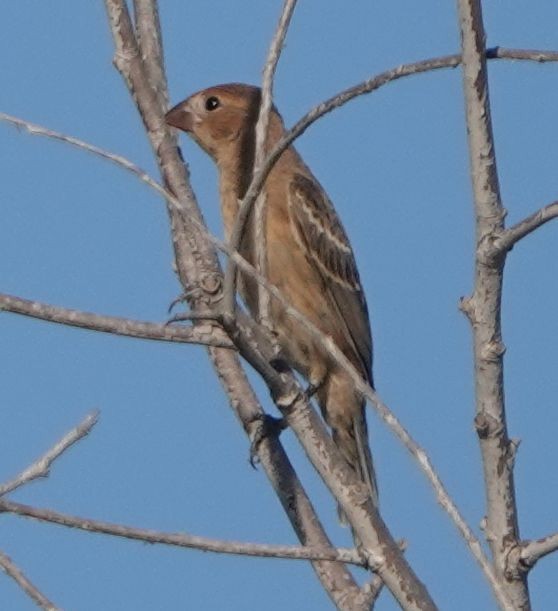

left=249, top=414, right=288, bottom=468
left=168, top=273, right=224, bottom=315
left=168, top=292, right=189, bottom=315
left=166, top=304, right=223, bottom=326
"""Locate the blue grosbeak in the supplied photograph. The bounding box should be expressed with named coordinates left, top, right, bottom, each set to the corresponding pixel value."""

left=166, top=84, right=378, bottom=510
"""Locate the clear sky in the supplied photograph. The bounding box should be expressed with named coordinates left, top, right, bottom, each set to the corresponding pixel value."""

left=1, top=2, right=557, bottom=610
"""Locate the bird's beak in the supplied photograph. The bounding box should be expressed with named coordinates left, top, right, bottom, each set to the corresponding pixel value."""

left=165, top=101, right=194, bottom=133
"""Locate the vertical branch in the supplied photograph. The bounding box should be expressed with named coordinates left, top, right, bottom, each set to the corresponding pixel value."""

left=103, top=2, right=366, bottom=608
left=222, top=0, right=297, bottom=322
left=456, top=0, right=529, bottom=609
left=253, top=0, right=298, bottom=329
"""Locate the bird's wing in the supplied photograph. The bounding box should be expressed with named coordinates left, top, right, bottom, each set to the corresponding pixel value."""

left=287, top=173, right=373, bottom=384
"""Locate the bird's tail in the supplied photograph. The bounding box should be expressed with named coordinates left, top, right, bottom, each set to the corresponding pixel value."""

left=332, top=404, right=379, bottom=523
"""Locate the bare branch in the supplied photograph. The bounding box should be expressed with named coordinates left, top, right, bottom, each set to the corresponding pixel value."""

left=0, top=112, right=238, bottom=272
left=0, top=292, right=233, bottom=348
left=0, top=111, right=176, bottom=204
left=244, top=47, right=558, bottom=221
left=223, top=0, right=298, bottom=326
left=362, top=576, right=384, bottom=609
left=254, top=0, right=298, bottom=330
left=520, top=532, right=558, bottom=569
left=132, top=0, right=169, bottom=112
left=205, top=350, right=369, bottom=610
left=0, top=498, right=363, bottom=566
left=222, top=320, right=438, bottom=610
left=457, top=0, right=526, bottom=609
left=486, top=47, right=558, bottom=62
left=0, top=550, right=59, bottom=611
left=494, top=200, right=558, bottom=254
left=258, top=0, right=298, bottom=142
left=0, top=412, right=99, bottom=497
left=223, top=265, right=500, bottom=601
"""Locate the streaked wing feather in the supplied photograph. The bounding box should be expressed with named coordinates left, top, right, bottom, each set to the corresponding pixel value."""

left=288, top=173, right=373, bottom=384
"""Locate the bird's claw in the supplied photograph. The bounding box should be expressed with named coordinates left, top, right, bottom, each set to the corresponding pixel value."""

left=168, top=287, right=208, bottom=315
left=168, top=293, right=187, bottom=315
left=249, top=414, right=288, bottom=468
left=165, top=307, right=223, bottom=326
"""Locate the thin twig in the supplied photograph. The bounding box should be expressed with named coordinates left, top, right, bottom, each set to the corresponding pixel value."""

left=223, top=0, right=298, bottom=327
left=0, top=111, right=168, bottom=195
left=494, top=200, right=558, bottom=254
left=254, top=0, right=298, bottom=330
left=0, top=498, right=363, bottom=566
left=0, top=292, right=233, bottom=348
left=233, top=47, right=558, bottom=249
left=0, top=551, right=59, bottom=611
left=0, top=412, right=99, bottom=497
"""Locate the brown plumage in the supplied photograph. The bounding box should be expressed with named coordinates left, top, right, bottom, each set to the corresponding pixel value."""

left=166, top=83, right=378, bottom=510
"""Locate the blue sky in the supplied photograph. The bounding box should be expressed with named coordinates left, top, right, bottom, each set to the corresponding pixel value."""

left=1, top=2, right=557, bottom=610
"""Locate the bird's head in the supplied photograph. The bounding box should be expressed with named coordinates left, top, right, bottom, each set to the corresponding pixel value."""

left=165, top=83, right=262, bottom=165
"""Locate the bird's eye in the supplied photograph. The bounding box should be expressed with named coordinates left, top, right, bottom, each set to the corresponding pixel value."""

left=205, top=96, right=220, bottom=111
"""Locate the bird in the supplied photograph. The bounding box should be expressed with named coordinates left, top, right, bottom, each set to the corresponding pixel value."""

left=165, top=83, right=378, bottom=512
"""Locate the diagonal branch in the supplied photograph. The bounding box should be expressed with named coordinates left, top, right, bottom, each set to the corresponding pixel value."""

left=220, top=322, right=437, bottom=610
left=0, top=499, right=363, bottom=566
left=0, top=412, right=99, bottom=497
left=0, top=292, right=232, bottom=348
left=205, top=348, right=371, bottom=611
left=0, top=550, right=59, bottom=611
left=236, top=47, right=558, bottom=240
